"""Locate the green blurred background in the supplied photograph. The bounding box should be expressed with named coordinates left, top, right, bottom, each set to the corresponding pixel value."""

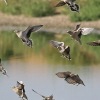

left=0, top=0, right=100, bottom=21
left=0, top=0, right=100, bottom=65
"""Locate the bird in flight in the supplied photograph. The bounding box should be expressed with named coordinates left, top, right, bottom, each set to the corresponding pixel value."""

left=67, top=24, right=94, bottom=44
left=55, top=0, right=79, bottom=12
left=12, top=81, right=28, bottom=100
left=50, top=40, right=71, bottom=60
left=14, top=25, right=43, bottom=48
left=56, top=71, right=85, bottom=86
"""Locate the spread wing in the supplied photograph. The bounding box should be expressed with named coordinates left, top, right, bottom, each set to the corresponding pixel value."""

left=55, top=1, right=66, bottom=7
left=12, top=86, right=22, bottom=97
left=71, top=74, right=80, bottom=81
left=71, top=74, right=85, bottom=86
left=56, top=71, right=71, bottom=78
left=81, top=28, right=94, bottom=35
left=66, top=77, right=76, bottom=84
left=12, top=86, right=28, bottom=99
left=87, top=40, right=100, bottom=46
left=74, top=24, right=81, bottom=31
left=22, top=25, right=43, bottom=38
left=50, top=40, right=64, bottom=48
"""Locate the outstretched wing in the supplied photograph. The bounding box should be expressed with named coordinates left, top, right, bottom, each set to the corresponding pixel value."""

left=71, top=74, right=85, bottom=86
left=74, top=24, right=81, bottom=31
left=55, top=1, right=66, bottom=7
left=12, top=86, right=22, bottom=97
left=50, top=40, right=64, bottom=48
left=81, top=28, right=94, bottom=35
left=22, top=25, right=43, bottom=38
left=66, top=77, right=76, bottom=85
left=56, top=71, right=71, bottom=78
left=87, top=40, right=100, bottom=46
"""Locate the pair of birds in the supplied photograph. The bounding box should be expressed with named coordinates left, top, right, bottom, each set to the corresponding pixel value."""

left=0, top=58, right=8, bottom=77
left=12, top=81, right=54, bottom=100
left=55, top=0, right=79, bottom=12
left=50, top=40, right=71, bottom=60
left=14, top=25, right=43, bottom=48
left=12, top=81, right=28, bottom=100
left=50, top=24, right=94, bottom=60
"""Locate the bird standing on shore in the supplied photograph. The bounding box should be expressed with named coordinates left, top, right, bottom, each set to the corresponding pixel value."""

left=67, top=24, right=94, bottom=44
left=14, top=25, right=43, bottom=48
left=55, top=0, right=79, bottom=12
left=50, top=40, right=71, bottom=60
left=56, top=71, right=85, bottom=86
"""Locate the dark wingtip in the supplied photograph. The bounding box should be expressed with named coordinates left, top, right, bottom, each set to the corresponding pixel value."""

left=82, top=84, right=85, bottom=86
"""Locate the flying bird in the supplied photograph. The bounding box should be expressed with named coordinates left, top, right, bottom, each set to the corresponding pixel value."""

left=50, top=40, right=71, bottom=60
left=55, top=0, right=79, bottom=12
left=67, top=24, right=94, bottom=44
left=12, top=81, right=28, bottom=100
left=87, top=40, right=100, bottom=46
left=14, top=25, right=43, bottom=48
left=0, top=58, right=8, bottom=77
left=32, top=89, right=54, bottom=100
left=56, top=71, right=85, bottom=86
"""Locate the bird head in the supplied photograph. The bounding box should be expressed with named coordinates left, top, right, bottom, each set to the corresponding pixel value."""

left=67, top=30, right=73, bottom=35
left=80, top=81, right=85, bottom=86
left=18, top=81, right=24, bottom=85
left=14, top=30, right=20, bottom=33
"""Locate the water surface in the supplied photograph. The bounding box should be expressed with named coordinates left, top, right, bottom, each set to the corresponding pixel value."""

left=0, top=59, right=100, bottom=100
